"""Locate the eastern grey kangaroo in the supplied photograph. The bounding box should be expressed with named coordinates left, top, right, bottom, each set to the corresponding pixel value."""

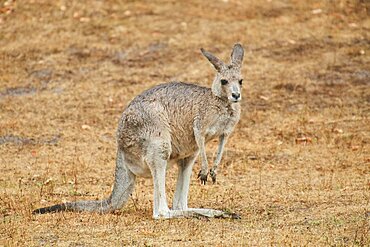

left=33, top=44, right=244, bottom=219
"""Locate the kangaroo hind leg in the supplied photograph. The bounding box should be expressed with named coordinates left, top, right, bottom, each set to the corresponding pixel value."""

left=145, top=139, right=172, bottom=219
left=173, top=153, right=198, bottom=210
left=146, top=140, right=239, bottom=219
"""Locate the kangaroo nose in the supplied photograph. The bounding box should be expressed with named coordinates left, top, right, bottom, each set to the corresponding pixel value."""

left=232, top=93, right=240, bottom=100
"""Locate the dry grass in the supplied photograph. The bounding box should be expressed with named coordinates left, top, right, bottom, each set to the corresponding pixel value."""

left=0, top=0, right=369, bottom=246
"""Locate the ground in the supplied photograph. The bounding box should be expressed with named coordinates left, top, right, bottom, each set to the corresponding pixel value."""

left=0, top=0, right=369, bottom=246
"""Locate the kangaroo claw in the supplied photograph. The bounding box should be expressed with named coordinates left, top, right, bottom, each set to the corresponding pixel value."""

left=214, top=211, right=242, bottom=220
left=197, top=170, right=208, bottom=185
left=209, top=169, right=217, bottom=184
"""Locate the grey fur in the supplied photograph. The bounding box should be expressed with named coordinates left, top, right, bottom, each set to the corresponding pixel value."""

left=33, top=44, right=244, bottom=219
left=201, top=48, right=225, bottom=71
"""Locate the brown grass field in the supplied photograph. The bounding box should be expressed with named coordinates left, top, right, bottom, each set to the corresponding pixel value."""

left=0, top=0, right=369, bottom=246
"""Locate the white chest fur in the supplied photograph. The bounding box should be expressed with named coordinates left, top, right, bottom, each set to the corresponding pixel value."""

left=205, top=103, right=240, bottom=141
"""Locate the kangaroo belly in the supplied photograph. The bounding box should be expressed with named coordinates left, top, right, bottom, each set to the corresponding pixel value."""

left=205, top=125, right=222, bottom=142
left=170, top=134, right=198, bottom=160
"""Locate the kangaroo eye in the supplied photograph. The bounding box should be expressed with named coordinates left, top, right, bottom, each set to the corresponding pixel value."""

left=239, top=79, right=243, bottom=85
left=221, top=79, right=228, bottom=85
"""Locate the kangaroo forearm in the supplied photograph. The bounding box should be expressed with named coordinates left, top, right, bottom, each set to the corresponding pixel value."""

left=212, top=134, right=227, bottom=171
left=193, top=120, right=208, bottom=170
left=196, top=136, right=208, bottom=170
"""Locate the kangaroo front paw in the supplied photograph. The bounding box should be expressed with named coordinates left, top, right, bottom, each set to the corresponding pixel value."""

left=197, top=170, right=208, bottom=185
left=210, top=169, right=217, bottom=184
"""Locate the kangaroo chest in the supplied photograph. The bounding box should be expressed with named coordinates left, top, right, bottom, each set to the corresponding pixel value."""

left=205, top=108, right=240, bottom=141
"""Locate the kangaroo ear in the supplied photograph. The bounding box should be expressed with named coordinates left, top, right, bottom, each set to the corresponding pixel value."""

left=230, top=43, right=244, bottom=68
left=201, top=48, right=225, bottom=71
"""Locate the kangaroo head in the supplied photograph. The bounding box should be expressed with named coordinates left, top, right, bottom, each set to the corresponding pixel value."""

left=201, top=44, right=244, bottom=103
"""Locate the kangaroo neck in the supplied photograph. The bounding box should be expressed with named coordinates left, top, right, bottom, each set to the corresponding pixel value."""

left=210, top=93, right=241, bottom=117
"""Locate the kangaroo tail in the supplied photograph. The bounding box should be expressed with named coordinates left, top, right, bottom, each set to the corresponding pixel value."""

left=33, top=148, right=136, bottom=214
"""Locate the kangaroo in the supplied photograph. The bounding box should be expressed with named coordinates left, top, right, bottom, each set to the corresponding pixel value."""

left=33, top=44, right=244, bottom=219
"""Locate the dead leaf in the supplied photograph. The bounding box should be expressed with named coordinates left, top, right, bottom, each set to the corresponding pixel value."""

left=295, top=136, right=312, bottom=145
left=44, top=178, right=53, bottom=185
left=312, top=9, right=322, bottom=14
left=259, top=95, right=269, bottom=101
left=81, top=124, right=91, bottom=130
left=333, top=128, right=343, bottom=134
left=287, top=39, right=296, bottom=45
left=124, top=10, right=131, bottom=16
left=79, top=17, right=90, bottom=23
